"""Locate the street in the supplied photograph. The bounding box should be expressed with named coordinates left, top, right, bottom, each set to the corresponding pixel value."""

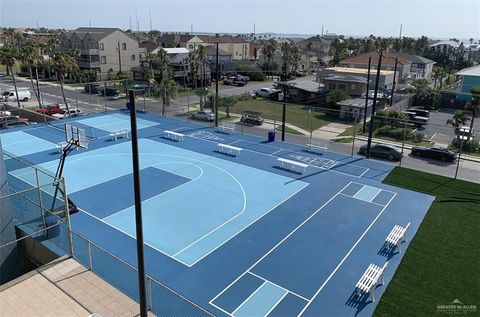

left=1, top=75, right=479, bottom=183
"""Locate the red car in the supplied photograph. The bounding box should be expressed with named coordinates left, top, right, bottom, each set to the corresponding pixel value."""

left=36, top=104, right=65, bottom=116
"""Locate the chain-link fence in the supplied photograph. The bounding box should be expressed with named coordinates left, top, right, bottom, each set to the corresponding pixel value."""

left=0, top=151, right=71, bottom=284
left=71, top=231, right=214, bottom=317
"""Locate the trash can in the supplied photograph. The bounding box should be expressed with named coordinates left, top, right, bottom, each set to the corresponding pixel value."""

left=45, top=216, right=60, bottom=239
left=267, top=131, right=276, bottom=142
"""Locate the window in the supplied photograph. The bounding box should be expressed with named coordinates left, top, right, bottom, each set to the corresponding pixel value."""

left=122, top=43, right=127, bottom=50
left=351, top=84, right=356, bottom=89
left=131, top=54, right=136, bottom=61
left=101, top=56, right=106, bottom=64
left=188, top=44, right=194, bottom=49
left=99, top=43, right=104, bottom=50
left=338, top=84, right=347, bottom=90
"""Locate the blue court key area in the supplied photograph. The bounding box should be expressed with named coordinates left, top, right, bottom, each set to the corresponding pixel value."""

left=233, top=282, right=287, bottom=317
left=0, top=131, right=57, bottom=156
left=70, top=167, right=190, bottom=218
left=76, top=112, right=158, bottom=132
left=354, top=185, right=382, bottom=202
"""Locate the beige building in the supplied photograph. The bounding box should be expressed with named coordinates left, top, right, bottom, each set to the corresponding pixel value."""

left=198, top=35, right=250, bottom=61
left=59, top=27, right=140, bottom=80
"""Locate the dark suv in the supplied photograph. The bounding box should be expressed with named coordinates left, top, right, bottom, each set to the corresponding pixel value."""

left=84, top=83, right=101, bottom=94
left=98, top=87, right=120, bottom=97
left=358, top=144, right=402, bottom=161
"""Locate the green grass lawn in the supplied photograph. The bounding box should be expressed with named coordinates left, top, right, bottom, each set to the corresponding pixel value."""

left=374, top=167, right=480, bottom=316
left=227, top=99, right=332, bottom=131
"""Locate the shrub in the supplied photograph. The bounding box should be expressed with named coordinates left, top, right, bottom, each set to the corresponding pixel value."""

left=236, top=64, right=266, bottom=81
left=375, top=126, right=410, bottom=140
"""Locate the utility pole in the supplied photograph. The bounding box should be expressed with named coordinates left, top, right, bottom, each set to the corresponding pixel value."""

left=321, top=25, right=324, bottom=36
left=281, top=70, right=287, bottom=141
left=135, top=10, right=139, bottom=32
left=363, top=56, right=372, bottom=134
left=128, top=90, right=148, bottom=317
left=389, top=57, right=398, bottom=107
left=117, top=42, right=122, bottom=73
left=366, top=50, right=383, bottom=159
left=149, top=10, right=152, bottom=31
left=129, top=17, right=132, bottom=30
left=215, top=42, right=219, bottom=127
left=399, top=24, right=403, bottom=38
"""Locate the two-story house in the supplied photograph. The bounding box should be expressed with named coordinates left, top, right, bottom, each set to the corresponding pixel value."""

left=393, top=53, right=436, bottom=79
left=340, top=52, right=411, bottom=82
left=198, top=35, right=250, bottom=61
left=59, top=27, right=140, bottom=80
left=157, top=34, right=206, bottom=51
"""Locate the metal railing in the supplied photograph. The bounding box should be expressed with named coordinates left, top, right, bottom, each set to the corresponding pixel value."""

left=71, top=231, right=214, bottom=317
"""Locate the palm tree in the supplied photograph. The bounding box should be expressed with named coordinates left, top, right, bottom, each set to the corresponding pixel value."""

left=157, top=74, right=178, bottom=116
left=466, top=87, right=480, bottom=133
left=51, top=52, right=78, bottom=115
left=195, top=46, right=209, bottom=110
left=446, top=110, right=469, bottom=140
left=20, top=43, right=43, bottom=108
left=0, top=44, right=22, bottom=109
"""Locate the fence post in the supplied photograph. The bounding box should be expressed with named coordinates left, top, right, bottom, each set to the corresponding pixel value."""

left=146, top=276, right=152, bottom=310
left=400, top=119, right=407, bottom=167
left=87, top=241, right=93, bottom=270
left=454, top=133, right=464, bottom=179
left=35, top=169, right=46, bottom=229
left=351, top=122, right=356, bottom=157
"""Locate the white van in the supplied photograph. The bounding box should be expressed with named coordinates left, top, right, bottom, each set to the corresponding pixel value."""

left=2, top=89, right=31, bottom=102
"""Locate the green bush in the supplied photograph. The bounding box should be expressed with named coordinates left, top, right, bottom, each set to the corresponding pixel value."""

left=375, top=126, right=410, bottom=140
left=236, top=64, right=266, bottom=81
left=453, top=139, right=480, bottom=153
left=410, top=131, right=425, bottom=143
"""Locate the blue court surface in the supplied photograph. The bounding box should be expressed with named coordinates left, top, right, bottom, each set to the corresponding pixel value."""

left=1, top=111, right=435, bottom=316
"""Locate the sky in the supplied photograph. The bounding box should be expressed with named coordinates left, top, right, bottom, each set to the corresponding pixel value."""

left=0, top=0, right=479, bottom=39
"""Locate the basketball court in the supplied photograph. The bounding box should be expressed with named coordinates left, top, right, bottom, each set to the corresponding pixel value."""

left=0, top=110, right=434, bottom=316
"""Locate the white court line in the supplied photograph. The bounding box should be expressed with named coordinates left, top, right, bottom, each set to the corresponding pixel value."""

left=228, top=140, right=242, bottom=145
left=209, top=182, right=352, bottom=307
left=77, top=208, right=192, bottom=267
left=1, top=137, right=38, bottom=147
left=369, top=189, right=382, bottom=203
left=350, top=181, right=397, bottom=195
left=352, top=185, right=366, bottom=199
left=264, top=291, right=289, bottom=317
left=247, top=271, right=309, bottom=302
left=358, top=168, right=370, bottom=178
left=271, top=149, right=284, bottom=156
left=231, top=281, right=267, bottom=315
left=297, top=192, right=397, bottom=316
left=338, top=193, right=386, bottom=208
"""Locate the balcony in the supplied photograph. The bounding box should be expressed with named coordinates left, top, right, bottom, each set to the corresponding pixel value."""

left=79, top=48, right=99, bottom=55
left=77, top=60, right=101, bottom=68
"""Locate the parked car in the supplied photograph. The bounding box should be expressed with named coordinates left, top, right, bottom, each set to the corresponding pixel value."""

left=132, top=82, right=155, bottom=94
left=451, top=126, right=475, bottom=146
left=254, top=88, right=277, bottom=98
left=402, top=108, right=429, bottom=127
left=404, top=108, right=430, bottom=118
left=2, top=89, right=31, bottom=102
left=358, top=144, right=402, bottom=161
left=192, top=111, right=214, bottom=121
left=411, top=146, right=456, bottom=162
left=84, top=83, right=101, bottom=94
left=0, top=115, right=29, bottom=129
left=36, top=103, right=68, bottom=116
left=223, top=75, right=247, bottom=86
left=52, top=108, right=83, bottom=119
left=98, top=87, right=120, bottom=97
left=240, top=111, right=264, bottom=126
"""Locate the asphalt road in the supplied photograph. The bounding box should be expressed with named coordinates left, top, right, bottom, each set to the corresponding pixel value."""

left=1, top=75, right=479, bottom=183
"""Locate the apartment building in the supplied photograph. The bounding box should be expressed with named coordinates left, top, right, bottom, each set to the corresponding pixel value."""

left=59, top=27, right=139, bottom=80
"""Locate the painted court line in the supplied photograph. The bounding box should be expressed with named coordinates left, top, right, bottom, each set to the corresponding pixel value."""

left=231, top=281, right=267, bottom=315
left=264, top=291, right=289, bottom=317
left=209, top=182, right=352, bottom=307
left=297, top=192, right=397, bottom=316
left=271, top=149, right=284, bottom=156
left=369, top=189, right=382, bottom=202
left=338, top=193, right=386, bottom=208
left=247, top=271, right=309, bottom=302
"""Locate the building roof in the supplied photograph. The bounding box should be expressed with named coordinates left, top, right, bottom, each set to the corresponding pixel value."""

left=337, top=98, right=373, bottom=108
left=340, top=51, right=411, bottom=67
left=74, top=27, right=119, bottom=41
left=324, top=74, right=367, bottom=84
left=198, top=35, right=249, bottom=44
left=158, top=33, right=197, bottom=44
left=139, top=43, right=159, bottom=54
left=286, top=79, right=323, bottom=93
left=162, top=47, right=190, bottom=54
left=455, top=65, right=480, bottom=77
left=394, top=53, right=436, bottom=65
left=325, top=67, right=395, bottom=76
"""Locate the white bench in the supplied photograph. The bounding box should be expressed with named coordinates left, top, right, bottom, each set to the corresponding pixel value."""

left=355, top=262, right=388, bottom=303
left=217, top=143, right=242, bottom=156
left=277, top=158, right=308, bottom=174
left=306, top=141, right=328, bottom=154
left=56, top=141, right=69, bottom=152
left=385, top=222, right=411, bottom=253
left=109, top=128, right=130, bottom=141
left=218, top=122, right=235, bottom=134
left=164, top=130, right=185, bottom=141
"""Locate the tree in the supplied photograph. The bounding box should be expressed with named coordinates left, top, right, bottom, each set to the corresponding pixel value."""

left=0, top=44, right=22, bottom=109
left=51, top=52, right=79, bottom=115
left=156, top=74, right=178, bottom=116
left=466, top=86, right=480, bottom=134
left=305, top=41, right=314, bottom=74
left=326, top=90, right=349, bottom=109
left=446, top=110, right=468, bottom=139
left=20, top=43, right=43, bottom=108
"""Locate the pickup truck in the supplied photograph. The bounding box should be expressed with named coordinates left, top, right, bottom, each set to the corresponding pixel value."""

left=223, top=75, right=247, bottom=86
left=36, top=104, right=68, bottom=116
